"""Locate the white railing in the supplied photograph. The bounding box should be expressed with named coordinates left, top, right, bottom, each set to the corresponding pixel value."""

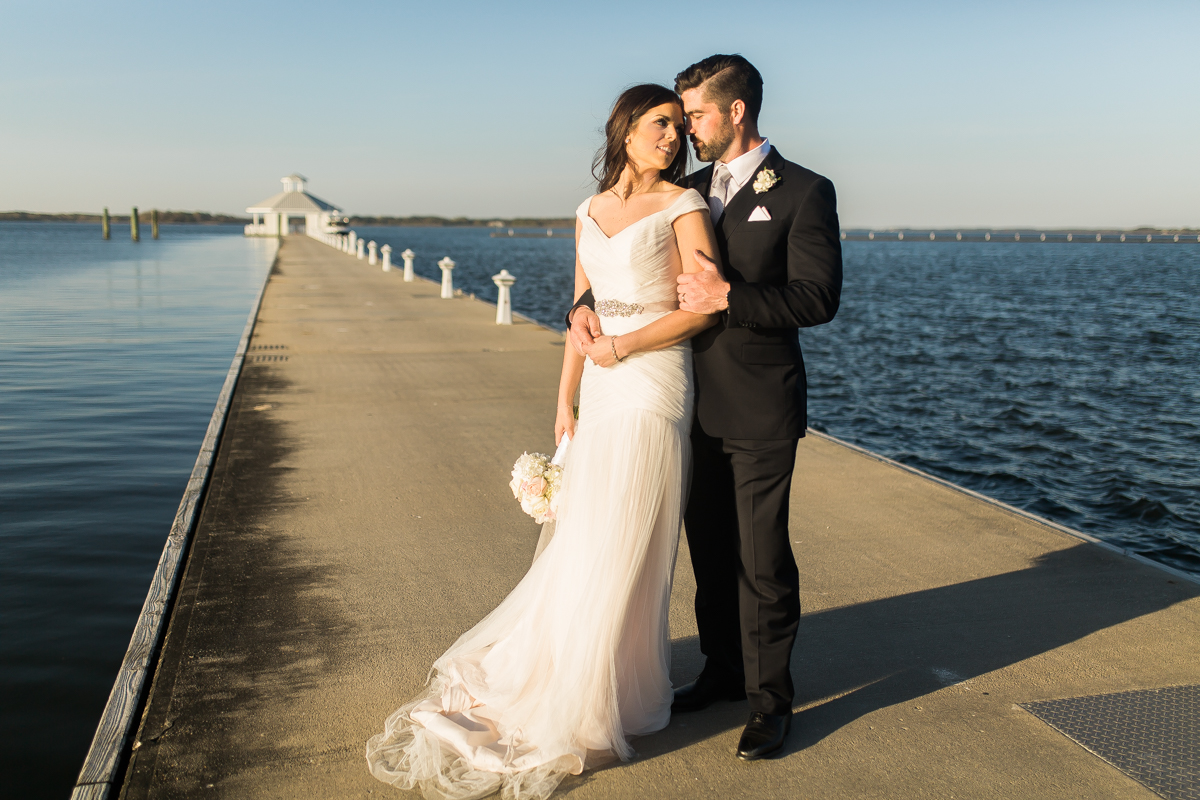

left=305, top=229, right=516, bottom=325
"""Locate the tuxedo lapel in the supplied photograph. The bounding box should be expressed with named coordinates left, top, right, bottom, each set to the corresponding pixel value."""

left=721, top=147, right=786, bottom=240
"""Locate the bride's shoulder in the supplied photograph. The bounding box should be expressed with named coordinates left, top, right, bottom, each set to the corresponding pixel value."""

left=665, top=187, right=708, bottom=218
left=576, top=194, right=600, bottom=218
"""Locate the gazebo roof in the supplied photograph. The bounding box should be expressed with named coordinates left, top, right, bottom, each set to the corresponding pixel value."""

left=247, top=174, right=341, bottom=214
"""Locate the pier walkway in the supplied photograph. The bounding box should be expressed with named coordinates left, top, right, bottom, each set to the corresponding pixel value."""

left=121, top=235, right=1199, bottom=799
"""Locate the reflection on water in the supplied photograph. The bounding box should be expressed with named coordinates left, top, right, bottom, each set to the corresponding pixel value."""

left=0, top=223, right=276, bottom=799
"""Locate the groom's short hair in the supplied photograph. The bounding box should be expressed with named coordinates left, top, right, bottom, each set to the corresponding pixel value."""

left=675, top=54, right=763, bottom=124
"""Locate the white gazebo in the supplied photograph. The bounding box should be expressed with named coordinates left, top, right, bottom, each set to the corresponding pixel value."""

left=245, top=174, right=344, bottom=237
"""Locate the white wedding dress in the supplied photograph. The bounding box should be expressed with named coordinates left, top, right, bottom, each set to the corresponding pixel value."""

left=367, top=189, right=710, bottom=800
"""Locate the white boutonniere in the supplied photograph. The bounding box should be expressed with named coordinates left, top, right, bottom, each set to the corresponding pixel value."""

left=752, top=168, right=780, bottom=194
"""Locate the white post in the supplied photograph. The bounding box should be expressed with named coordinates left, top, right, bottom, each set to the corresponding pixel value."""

left=356, top=238, right=366, bottom=259
left=492, top=269, right=515, bottom=325
left=349, top=231, right=358, bottom=255
left=438, top=257, right=455, bottom=298
left=402, top=248, right=415, bottom=282
left=381, top=244, right=392, bottom=271
left=368, top=240, right=378, bottom=265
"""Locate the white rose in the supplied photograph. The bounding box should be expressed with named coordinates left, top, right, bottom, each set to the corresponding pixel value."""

left=529, top=496, right=551, bottom=520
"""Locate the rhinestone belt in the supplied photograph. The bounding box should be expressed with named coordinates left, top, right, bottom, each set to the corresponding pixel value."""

left=595, top=299, right=644, bottom=317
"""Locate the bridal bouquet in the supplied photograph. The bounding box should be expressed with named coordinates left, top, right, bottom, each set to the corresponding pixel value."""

left=509, top=435, right=570, bottom=524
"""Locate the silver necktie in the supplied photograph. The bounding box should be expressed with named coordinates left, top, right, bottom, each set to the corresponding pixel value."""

left=709, top=163, right=732, bottom=223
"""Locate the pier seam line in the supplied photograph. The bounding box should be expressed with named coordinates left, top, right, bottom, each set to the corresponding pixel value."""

left=806, top=428, right=1200, bottom=587
left=70, top=249, right=278, bottom=800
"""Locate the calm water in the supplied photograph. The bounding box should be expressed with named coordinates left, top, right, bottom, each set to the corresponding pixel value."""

left=0, top=223, right=276, bottom=799
left=1, top=224, right=1197, bottom=797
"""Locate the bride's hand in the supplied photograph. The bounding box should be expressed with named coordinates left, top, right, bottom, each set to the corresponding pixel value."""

left=583, top=335, right=620, bottom=368
left=555, top=403, right=576, bottom=445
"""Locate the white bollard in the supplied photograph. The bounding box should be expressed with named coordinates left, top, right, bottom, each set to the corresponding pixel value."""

left=357, top=238, right=366, bottom=259
left=438, top=257, right=455, bottom=298
left=368, top=240, right=378, bottom=265
left=349, top=230, right=358, bottom=255
left=381, top=244, right=392, bottom=271
left=492, top=269, right=515, bottom=325
left=402, top=249, right=415, bottom=282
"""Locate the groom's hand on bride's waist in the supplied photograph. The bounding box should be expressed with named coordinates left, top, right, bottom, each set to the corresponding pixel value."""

left=678, top=250, right=730, bottom=314
left=569, top=307, right=602, bottom=355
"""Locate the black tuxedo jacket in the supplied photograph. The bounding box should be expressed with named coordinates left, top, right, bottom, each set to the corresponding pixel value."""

left=688, top=147, right=842, bottom=439
left=571, top=147, right=842, bottom=440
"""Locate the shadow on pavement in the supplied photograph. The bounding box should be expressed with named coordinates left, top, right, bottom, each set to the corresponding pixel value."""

left=640, top=543, right=1196, bottom=762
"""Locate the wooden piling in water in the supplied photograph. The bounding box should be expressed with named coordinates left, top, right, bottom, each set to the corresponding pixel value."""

left=102, top=208, right=110, bottom=240
left=151, top=210, right=159, bottom=240
left=131, top=207, right=140, bottom=242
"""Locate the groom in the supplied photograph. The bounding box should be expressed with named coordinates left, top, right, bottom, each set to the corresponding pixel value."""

left=569, top=54, right=842, bottom=760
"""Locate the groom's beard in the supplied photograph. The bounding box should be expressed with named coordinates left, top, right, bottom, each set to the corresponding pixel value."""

left=691, top=117, right=735, bottom=162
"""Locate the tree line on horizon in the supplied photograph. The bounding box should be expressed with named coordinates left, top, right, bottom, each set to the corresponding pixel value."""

left=3, top=211, right=1192, bottom=233
left=0, top=211, right=577, bottom=227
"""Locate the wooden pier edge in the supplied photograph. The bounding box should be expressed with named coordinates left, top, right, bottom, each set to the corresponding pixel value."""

left=807, top=427, right=1200, bottom=587
left=70, top=256, right=277, bottom=800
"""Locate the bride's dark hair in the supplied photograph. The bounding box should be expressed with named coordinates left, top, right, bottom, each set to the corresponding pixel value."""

left=592, top=84, right=689, bottom=193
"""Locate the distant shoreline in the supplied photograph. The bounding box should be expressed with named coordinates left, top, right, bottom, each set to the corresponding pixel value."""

left=5, top=213, right=1193, bottom=235
left=0, top=212, right=576, bottom=228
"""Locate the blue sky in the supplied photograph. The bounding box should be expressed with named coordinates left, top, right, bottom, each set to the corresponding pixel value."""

left=2, top=0, right=1197, bottom=227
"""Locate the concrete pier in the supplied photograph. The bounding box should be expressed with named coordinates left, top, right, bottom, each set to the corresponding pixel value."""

left=119, top=235, right=1199, bottom=799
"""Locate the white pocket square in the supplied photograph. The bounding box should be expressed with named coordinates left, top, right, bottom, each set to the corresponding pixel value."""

left=747, top=205, right=772, bottom=222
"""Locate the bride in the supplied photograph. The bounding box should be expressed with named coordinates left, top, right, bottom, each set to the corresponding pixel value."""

left=366, top=83, right=720, bottom=800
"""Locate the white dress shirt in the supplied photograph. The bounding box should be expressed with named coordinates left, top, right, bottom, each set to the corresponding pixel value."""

left=707, top=138, right=771, bottom=223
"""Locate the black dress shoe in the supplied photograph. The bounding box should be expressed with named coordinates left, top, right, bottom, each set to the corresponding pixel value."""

left=671, top=674, right=747, bottom=713
left=736, top=711, right=791, bottom=761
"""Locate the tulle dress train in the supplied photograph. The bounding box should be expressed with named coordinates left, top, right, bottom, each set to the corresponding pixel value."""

left=366, top=189, right=710, bottom=799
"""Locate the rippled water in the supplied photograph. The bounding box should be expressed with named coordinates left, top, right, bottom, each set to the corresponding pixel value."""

left=0, top=223, right=275, bottom=799
left=2, top=225, right=1196, bottom=797
left=804, top=242, right=1200, bottom=575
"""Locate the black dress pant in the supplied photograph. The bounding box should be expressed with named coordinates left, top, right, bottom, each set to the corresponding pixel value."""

left=683, top=422, right=801, bottom=716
